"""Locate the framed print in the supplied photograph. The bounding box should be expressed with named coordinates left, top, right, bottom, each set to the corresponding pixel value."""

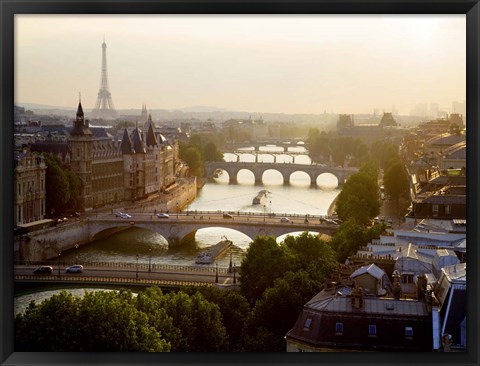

left=1, top=1, right=479, bottom=366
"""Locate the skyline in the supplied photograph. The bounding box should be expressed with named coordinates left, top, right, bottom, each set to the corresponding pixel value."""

left=15, top=15, right=466, bottom=115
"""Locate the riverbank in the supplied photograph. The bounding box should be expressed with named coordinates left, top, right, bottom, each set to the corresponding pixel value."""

left=327, top=192, right=340, bottom=216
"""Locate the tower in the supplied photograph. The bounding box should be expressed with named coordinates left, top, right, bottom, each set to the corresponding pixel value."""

left=69, top=96, right=93, bottom=210
left=91, top=39, right=118, bottom=119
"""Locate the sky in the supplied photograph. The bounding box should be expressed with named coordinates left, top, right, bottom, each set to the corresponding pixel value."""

left=15, top=15, right=466, bottom=115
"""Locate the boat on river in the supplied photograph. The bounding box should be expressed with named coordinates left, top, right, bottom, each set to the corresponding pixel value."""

left=195, top=237, right=233, bottom=264
left=252, top=190, right=269, bottom=205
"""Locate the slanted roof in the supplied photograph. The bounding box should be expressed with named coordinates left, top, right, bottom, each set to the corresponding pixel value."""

left=131, top=127, right=146, bottom=153
left=350, top=263, right=385, bottom=280
left=120, top=128, right=134, bottom=154
left=145, top=122, right=158, bottom=147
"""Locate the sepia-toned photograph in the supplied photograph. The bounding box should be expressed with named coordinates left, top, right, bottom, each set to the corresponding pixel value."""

left=12, top=14, right=467, bottom=353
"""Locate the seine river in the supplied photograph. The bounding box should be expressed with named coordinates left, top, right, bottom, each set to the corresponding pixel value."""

left=15, top=145, right=340, bottom=311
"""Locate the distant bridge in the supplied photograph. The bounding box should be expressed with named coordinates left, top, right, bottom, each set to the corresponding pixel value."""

left=225, top=140, right=306, bottom=152
left=228, top=150, right=309, bottom=163
left=204, top=161, right=358, bottom=187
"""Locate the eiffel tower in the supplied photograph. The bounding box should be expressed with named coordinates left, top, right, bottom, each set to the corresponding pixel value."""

left=91, top=39, right=118, bottom=119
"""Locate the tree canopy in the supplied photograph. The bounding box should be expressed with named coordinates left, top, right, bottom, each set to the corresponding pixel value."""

left=335, top=171, right=380, bottom=225
left=384, top=160, right=409, bottom=204
left=15, top=287, right=230, bottom=352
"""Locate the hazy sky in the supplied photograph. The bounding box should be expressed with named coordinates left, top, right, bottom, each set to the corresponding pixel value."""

left=15, top=15, right=465, bottom=115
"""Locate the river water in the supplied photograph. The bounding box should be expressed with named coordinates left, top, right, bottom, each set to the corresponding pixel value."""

left=54, top=146, right=339, bottom=268
left=16, top=145, right=340, bottom=310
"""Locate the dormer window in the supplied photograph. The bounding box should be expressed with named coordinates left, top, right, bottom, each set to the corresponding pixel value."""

left=303, top=317, right=312, bottom=330
left=335, top=322, right=344, bottom=335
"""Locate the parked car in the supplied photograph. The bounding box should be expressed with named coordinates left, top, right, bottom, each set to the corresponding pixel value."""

left=33, top=266, right=53, bottom=275
left=157, top=213, right=169, bottom=218
left=280, top=217, right=290, bottom=223
left=223, top=213, right=233, bottom=219
left=65, top=265, right=84, bottom=273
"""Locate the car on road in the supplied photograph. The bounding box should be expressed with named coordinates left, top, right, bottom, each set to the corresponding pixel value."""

left=157, top=213, right=169, bottom=218
left=33, top=266, right=53, bottom=275
left=65, top=265, right=84, bottom=273
left=280, top=217, right=290, bottom=223
left=223, top=213, right=233, bottom=219
left=119, top=213, right=132, bottom=219
left=113, top=211, right=123, bottom=217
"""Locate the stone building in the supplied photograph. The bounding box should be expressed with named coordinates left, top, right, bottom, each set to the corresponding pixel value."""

left=14, top=149, right=47, bottom=225
left=29, top=100, right=179, bottom=212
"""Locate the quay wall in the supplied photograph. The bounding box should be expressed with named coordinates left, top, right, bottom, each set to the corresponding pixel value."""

left=16, top=220, right=91, bottom=262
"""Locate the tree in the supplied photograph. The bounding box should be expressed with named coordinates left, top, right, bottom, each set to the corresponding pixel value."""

left=159, top=291, right=228, bottom=351
left=184, top=285, right=251, bottom=351
left=65, top=170, right=81, bottom=209
left=43, top=153, right=70, bottom=214
left=15, top=290, right=169, bottom=352
left=240, top=270, right=321, bottom=352
left=384, top=161, right=409, bottom=204
left=281, top=232, right=337, bottom=283
left=179, top=144, right=203, bottom=178
left=203, top=141, right=224, bottom=162
left=329, top=219, right=368, bottom=262
left=335, top=172, right=380, bottom=225
left=239, top=236, right=293, bottom=303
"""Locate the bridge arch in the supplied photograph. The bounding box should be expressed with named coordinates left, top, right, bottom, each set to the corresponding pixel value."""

left=288, top=171, right=312, bottom=187
left=316, top=172, right=340, bottom=188
left=260, top=169, right=287, bottom=185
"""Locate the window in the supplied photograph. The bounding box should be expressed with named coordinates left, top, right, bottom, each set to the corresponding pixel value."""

left=445, top=205, right=451, bottom=215
left=432, top=204, right=439, bottom=217
left=405, top=326, right=413, bottom=339
left=335, top=322, right=344, bottom=335
left=303, top=317, right=312, bottom=330
left=368, top=325, right=377, bottom=337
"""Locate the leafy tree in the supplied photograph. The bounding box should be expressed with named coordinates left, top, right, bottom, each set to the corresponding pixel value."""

left=75, top=290, right=167, bottom=351
left=239, top=236, right=293, bottom=303
left=159, top=291, right=228, bottom=351
left=238, top=326, right=280, bottom=352
left=184, top=286, right=251, bottom=351
left=329, top=219, right=368, bottom=262
left=65, top=170, right=81, bottom=209
left=281, top=232, right=337, bottom=283
left=240, top=270, right=321, bottom=352
left=369, top=141, right=399, bottom=170
left=179, top=144, right=203, bottom=178
left=384, top=161, right=409, bottom=204
left=335, top=171, right=380, bottom=225
left=43, top=153, right=70, bottom=214
left=135, top=287, right=182, bottom=349
left=203, top=141, right=224, bottom=162
left=15, top=290, right=169, bottom=352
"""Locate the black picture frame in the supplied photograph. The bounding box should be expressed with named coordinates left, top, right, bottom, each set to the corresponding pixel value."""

left=1, top=1, right=479, bottom=365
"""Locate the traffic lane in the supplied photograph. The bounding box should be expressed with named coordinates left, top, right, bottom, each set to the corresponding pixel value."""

left=98, top=213, right=325, bottom=226
left=14, top=266, right=233, bottom=282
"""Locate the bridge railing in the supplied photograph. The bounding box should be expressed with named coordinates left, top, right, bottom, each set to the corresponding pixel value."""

left=14, top=274, right=214, bottom=287
left=14, top=261, right=233, bottom=274
left=124, top=209, right=332, bottom=220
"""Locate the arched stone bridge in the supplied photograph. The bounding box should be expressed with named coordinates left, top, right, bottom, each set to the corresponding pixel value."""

left=205, top=161, right=358, bottom=187
left=87, top=215, right=339, bottom=246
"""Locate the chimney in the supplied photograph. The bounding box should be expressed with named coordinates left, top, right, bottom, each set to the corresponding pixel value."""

left=350, top=286, right=364, bottom=309
left=416, top=273, right=427, bottom=300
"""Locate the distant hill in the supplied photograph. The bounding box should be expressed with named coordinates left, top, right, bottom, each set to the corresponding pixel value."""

left=16, top=102, right=76, bottom=111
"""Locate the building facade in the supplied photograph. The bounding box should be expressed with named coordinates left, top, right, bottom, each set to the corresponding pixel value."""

left=14, top=149, right=47, bottom=225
